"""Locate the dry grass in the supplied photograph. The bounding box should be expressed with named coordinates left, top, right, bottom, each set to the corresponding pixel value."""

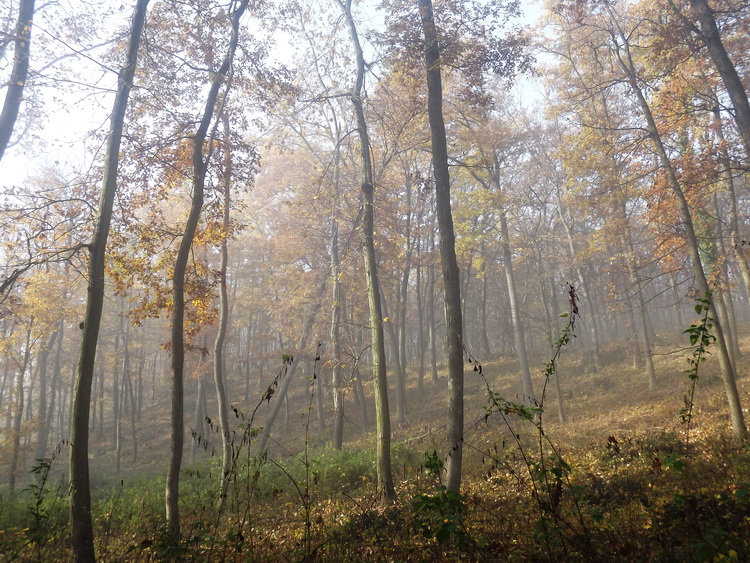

left=3, top=329, right=750, bottom=561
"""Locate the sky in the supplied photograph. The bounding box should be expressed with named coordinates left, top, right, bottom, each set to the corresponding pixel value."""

left=0, top=0, right=545, bottom=192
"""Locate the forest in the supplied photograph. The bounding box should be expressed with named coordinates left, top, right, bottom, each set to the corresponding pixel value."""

left=1, top=0, right=750, bottom=560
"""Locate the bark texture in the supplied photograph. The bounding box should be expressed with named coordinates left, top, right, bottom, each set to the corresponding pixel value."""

left=69, top=2, right=149, bottom=559
left=418, top=0, right=465, bottom=493
left=338, top=0, right=395, bottom=502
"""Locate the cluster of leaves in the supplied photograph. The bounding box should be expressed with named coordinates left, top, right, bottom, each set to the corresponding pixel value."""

left=411, top=450, right=470, bottom=548
left=680, top=291, right=715, bottom=425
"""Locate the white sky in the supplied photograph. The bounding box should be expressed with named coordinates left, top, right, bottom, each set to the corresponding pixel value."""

left=0, top=0, right=545, bottom=191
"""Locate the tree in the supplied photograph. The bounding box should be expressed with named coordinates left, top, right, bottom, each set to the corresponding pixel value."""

left=0, top=0, right=35, bottom=160
left=68, top=1, right=149, bottom=559
left=214, top=112, right=234, bottom=506
left=336, top=0, right=396, bottom=503
left=166, top=0, right=250, bottom=539
left=418, top=0, right=465, bottom=493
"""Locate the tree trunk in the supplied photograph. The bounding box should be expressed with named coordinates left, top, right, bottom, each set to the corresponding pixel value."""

left=166, top=0, right=247, bottom=539
left=69, top=2, right=149, bottom=559
left=428, top=259, right=439, bottom=383
left=558, top=206, right=602, bottom=370
left=255, top=280, right=327, bottom=457
left=9, top=326, right=32, bottom=495
left=316, top=362, right=326, bottom=433
left=711, top=192, right=741, bottom=363
left=498, top=206, right=535, bottom=401
left=714, top=107, right=750, bottom=314
left=479, top=241, right=492, bottom=357
left=399, top=175, right=413, bottom=378
left=117, top=316, right=138, bottom=465
left=34, top=329, right=58, bottom=461
left=189, top=376, right=206, bottom=466
left=114, top=316, right=124, bottom=473
left=0, top=0, right=35, bottom=160
left=416, top=231, right=426, bottom=394
left=214, top=112, right=233, bottom=507
left=419, top=0, right=465, bottom=494
left=331, top=139, right=344, bottom=449
left=617, top=197, right=657, bottom=390
left=40, top=320, right=63, bottom=458
left=381, top=293, right=406, bottom=426
left=669, top=271, right=685, bottom=332
left=686, top=0, right=750, bottom=157
left=338, top=0, right=395, bottom=503
left=353, top=365, right=368, bottom=434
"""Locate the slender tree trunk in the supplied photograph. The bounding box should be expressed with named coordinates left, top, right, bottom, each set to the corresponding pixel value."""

left=381, top=293, right=406, bottom=426
left=69, top=3, right=149, bottom=559
left=97, top=366, right=104, bottom=438
left=554, top=368, right=566, bottom=423
left=124, top=353, right=138, bottom=463
left=669, top=271, right=685, bottom=331
left=255, top=280, right=327, bottom=456
left=117, top=317, right=137, bottom=465
left=330, top=137, right=345, bottom=449
left=116, top=321, right=130, bottom=474
left=498, top=206, right=534, bottom=401
left=0, top=353, right=9, bottom=412
left=39, top=320, right=63, bottom=458
left=0, top=0, right=35, bottom=160
left=419, top=0, right=464, bottom=493
left=337, top=0, right=395, bottom=503
left=214, top=112, right=233, bottom=507
left=113, top=315, right=123, bottom=472
left=479, top=242, right=492, bottom=357
left=461, top=249, right=473, bottom=343
left=316, top=366, right=326, bottom=432
left=34, top=329, right=58, bottom=461
left=189, top=376, right=206, bottom=466
left=428, top=259, right=439, bottom=383
left=399, top=175, right=413, bottom=378
left=136, top=352, right=144, bottom=422
left=9, top=326, right=32, bottom=495
left=416, top=233, right=426, bottom=394
left=617, top=197, right=657, bottom=390
left=558, top=206, right=602, bottom=370
left=712, top=192, right=741, bottom=363
left=166, top=0, right=248, bottom=538
left=353, top=366, right=368, bottom=434
left=535, top=246, right=556, bottom=349
left=714, top=107, right=750, bottom=313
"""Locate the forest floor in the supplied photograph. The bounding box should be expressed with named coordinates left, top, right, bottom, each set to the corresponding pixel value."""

left=2, top=330, right=750, bottom=561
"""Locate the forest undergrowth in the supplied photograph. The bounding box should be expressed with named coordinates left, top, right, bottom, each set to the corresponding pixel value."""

left=2, top=325, right=750, bottom=561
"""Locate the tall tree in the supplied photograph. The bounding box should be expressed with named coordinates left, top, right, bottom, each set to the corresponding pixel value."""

left=418, top=0, right=465, bottom=493
left=336, top=0, right=395, bottom=503
left=214, top=112, right=234, bottom=507
left=166, top=0, right=249, bottom=539
left=68, top=1, right=149, bottom=559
